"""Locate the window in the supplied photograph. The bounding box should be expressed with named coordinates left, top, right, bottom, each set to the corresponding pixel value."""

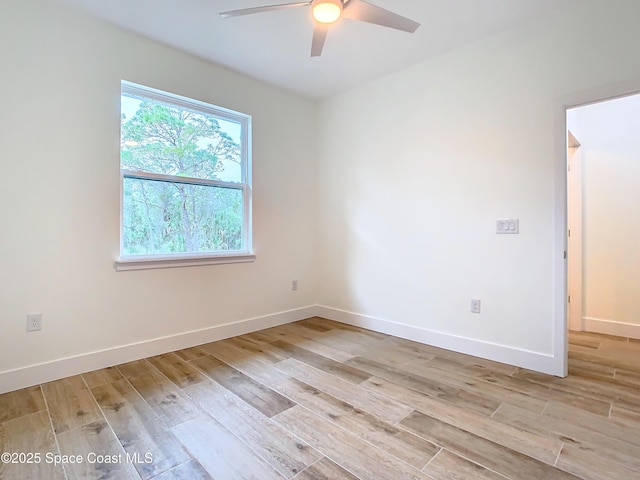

left=115, top=81, right=253, bottom=271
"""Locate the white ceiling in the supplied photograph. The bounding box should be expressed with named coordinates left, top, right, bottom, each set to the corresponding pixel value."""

left=57, top=0, right=576, bottom=100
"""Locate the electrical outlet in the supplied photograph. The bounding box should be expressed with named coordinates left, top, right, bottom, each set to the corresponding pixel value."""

left=26, top=313, right=43, bottom=332
left=291, top=280, right=298, bottom=292
left=470, top=299, right=481, bottom=314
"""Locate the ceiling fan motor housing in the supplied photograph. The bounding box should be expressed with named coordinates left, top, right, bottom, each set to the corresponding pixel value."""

left=311, top=0, right=343, bottom=24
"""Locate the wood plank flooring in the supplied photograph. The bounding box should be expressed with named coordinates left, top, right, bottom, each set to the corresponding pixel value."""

left=1, top=320, right=639, bottom=479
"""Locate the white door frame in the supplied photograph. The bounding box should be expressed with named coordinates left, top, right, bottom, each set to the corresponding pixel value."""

left=553, top=77, right=640, bottom=377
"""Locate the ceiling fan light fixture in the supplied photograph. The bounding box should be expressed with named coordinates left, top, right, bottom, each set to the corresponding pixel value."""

left=312, top=0, right=342, bottom=24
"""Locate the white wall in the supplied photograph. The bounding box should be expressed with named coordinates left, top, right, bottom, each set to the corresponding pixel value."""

left=567, top=94, right=640, bottom=338
left=316, top=0, right=640, bottom=373
left=0, top=0, right=318, bottom=392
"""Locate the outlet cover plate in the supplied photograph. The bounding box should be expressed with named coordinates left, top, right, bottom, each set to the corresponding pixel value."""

left=470, top=299, right=481, bottom=314
left=27, top=313, right=42, bottom=332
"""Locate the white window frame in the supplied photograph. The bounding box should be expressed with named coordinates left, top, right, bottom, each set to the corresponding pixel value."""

left=115, top=81, right=254, bottom=271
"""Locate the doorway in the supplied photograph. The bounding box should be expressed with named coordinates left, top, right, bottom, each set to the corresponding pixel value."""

left=566, top=93, right=640, bottom=340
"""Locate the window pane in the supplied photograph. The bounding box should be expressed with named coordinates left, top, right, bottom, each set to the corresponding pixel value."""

left=120, top=95, right=243, bottom=183
left=123, top=177, right=243, bottom=256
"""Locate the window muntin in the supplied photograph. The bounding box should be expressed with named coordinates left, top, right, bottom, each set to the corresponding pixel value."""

left=120, top=81, right=251, bottom=260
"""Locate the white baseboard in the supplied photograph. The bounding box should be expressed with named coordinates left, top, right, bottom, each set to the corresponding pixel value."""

left=583, top=317, right=640, bottom=340
left=1, top=304, right=563, bottom=394
left=0, top=306, right=320, bottom=394
left=316, top=306, right=557, bottom=375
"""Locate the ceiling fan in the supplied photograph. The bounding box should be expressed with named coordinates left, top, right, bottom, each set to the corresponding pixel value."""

left=220, top=0, right=420, bottom=57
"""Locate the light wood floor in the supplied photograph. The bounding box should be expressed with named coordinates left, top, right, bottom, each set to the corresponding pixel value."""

left=2, top=318, right=640, bottom=480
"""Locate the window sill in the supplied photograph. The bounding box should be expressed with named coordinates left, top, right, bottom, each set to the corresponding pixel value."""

left=114, top=253, right=256, bottom=271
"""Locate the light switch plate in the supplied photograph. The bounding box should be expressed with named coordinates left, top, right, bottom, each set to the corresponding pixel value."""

left=497, top=219, right=519, bottom=234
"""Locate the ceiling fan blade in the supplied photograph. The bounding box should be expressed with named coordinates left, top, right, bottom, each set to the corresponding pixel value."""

left=311, top=23, right=329, bottom=57
left=342, top=0, right=420, bottom=33
left=220, top=1, right=311, bottom=18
